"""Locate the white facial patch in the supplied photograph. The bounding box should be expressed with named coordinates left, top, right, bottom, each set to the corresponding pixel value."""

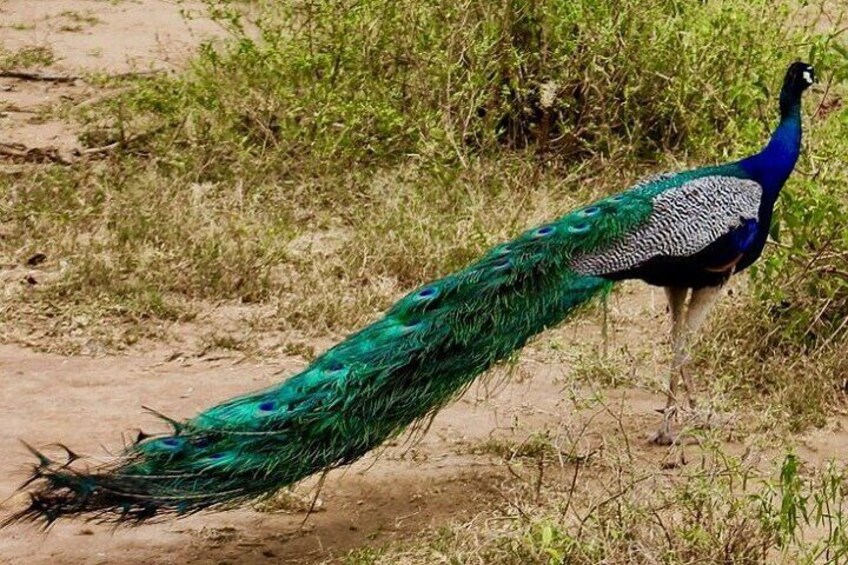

left=803, top=69, right=813, bottom=84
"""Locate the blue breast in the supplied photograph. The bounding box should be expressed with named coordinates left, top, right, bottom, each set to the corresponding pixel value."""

left=731, top=109, right=802, bottom=271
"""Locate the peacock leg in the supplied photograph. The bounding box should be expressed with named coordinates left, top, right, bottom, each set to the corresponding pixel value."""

left=650, top=287, right=690, bottom=445
left=652, top=285, right=725, bottom=445
left=679, top=285, right=724, bottom=404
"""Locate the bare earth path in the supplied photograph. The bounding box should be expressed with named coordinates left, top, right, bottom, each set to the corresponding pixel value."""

left=0, top=0, right=220, bottom=159
left=0, top=333, right=664, bottom=564
left=0, top=281, right=672, bottom=563
left=0, top=343, right=524, bottom=564
left=2, top=283, right=845, bottom=564
left=3, top=2, right=848, bottom=564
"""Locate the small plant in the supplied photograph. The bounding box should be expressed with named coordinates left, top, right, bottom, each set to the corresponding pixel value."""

left=56, top=10, right=101, bottom=32
left=342, top=449, right=848, bottom=564
left=0, top=45, right=55, bottom=69
left=471, top=432, right=563, bottom=462
left=570, top=350, right=632, bottom=387
left=199, top=332, right=249, bottom=352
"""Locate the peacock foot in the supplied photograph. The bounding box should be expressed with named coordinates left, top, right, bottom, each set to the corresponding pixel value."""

left=649, top=428, right=676, bottom=446
left=681, top=406, right=733, bottom=434
left=649, top=406, right=678, bottom=445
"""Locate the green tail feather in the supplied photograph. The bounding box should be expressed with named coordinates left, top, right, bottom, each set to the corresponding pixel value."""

left=9, top=187, right=664, bottom=524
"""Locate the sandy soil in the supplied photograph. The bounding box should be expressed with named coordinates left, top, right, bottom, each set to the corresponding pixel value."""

left=0, top=241, right=679, bottom=564
left=2, top=280, right=843, bottom=564
left=2, top=2, right=847, bottom=564
left=0, top=343, right=509, bottom=564
left=0, top=0, right=220, bottom=159
left=0, top=337, right=656, bottom=565
left=0, top=279, right=688, bottom=565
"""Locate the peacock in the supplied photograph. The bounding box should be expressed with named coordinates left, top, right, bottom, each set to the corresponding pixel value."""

left=6, top=61, right=814, bottom=525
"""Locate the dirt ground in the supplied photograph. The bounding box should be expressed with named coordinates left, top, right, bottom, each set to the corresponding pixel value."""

left=2, top=283, right=843, bottom=564
left=0, top=281, right=683, bottom=564
left=1, top=2, right=847, bottom=564
left=0, top=0, right=220, bottom=160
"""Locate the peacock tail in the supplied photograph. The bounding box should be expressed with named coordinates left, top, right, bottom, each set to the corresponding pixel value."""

left=6, top=168, right=724, bottom=525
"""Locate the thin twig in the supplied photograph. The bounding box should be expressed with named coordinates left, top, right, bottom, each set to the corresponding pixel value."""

left=300, top=468, right=329, bottom=529
left=560, top=457, right=581, bottom=520
left=0, top=68, right=166, bottom=84
left=73, top=142, right=120, bottom=157
left=818, top=266, right=848, bottom=281
left=0, top=70, right=79, bottom=83
left=0, top=142, right=71, bottom=165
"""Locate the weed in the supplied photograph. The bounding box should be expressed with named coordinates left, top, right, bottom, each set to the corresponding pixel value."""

left=570, top=350, right=633, bottom=388
left=341, top=445, right=848, bottom=564
left=56, top=10, right=101, bottom=32
left=199, top=332, right=248, bottom=352
left=0, top=46, right=55, bottom=69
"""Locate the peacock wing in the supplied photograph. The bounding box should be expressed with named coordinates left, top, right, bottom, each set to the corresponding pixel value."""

left=569, top=175, right=762, bottom=276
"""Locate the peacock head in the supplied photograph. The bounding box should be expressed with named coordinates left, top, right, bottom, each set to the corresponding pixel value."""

left=783, top=61, right=816, bottom=95
left=779, top=61, right=815, bottom=117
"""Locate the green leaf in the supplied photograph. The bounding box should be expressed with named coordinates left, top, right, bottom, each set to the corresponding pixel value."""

left=769, top=218, right=781, bottom=244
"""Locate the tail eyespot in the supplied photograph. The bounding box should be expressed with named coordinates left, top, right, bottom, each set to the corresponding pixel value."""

left=533, top=226, right=555, bottom=238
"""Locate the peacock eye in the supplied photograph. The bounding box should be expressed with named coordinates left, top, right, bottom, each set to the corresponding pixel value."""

left=580, top=206, right=601, bottom=217
left=258, top=401, right=275, bottom=412
left=403, top=319, right=422, bottom=330
left=568, top=222, right=590, bottom=234
left=533, top=226, right=555, bottom=238
left=193, top=437, right=211, bottom=448
left=416, top=287, right=437, bottom=299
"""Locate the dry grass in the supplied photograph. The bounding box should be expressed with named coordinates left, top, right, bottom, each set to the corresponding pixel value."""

left=352, top=307, right=846, bottom=565
left=341, top=413, right=848, bottom=564
left=0, top=45, right=55, bottom=69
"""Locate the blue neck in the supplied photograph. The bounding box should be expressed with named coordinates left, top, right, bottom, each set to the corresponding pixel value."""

left=738, top=100, right=802, bottom=204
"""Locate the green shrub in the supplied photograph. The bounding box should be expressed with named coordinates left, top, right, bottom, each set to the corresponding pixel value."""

left=93, top=0, right=816, bottom=174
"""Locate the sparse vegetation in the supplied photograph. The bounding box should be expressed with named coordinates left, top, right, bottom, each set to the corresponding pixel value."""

left=340, top=448, right=848, bottom=564
left=2, top=0, right=848, bottom=560
left=7, top=23, right=35, bottom=32
left=56, top=10, right=101, bottom=32
left=0, top=45, right=55, bottom=69
left=4, top=0, right=846, bottom=355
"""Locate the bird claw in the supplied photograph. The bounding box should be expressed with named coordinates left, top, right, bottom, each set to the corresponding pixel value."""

left=649, top=429, right=675, bottom=446
left=683, top=407, right=732, bottom=432
left=650, top=404, right=733, bottom=446
left=649, top=406, right=678, bottom=445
